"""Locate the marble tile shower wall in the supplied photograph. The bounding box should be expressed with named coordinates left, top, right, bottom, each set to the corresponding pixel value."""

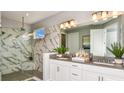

left=0, top=28, right=35, bottom=75
left=33, top=25, right=61, bottom=72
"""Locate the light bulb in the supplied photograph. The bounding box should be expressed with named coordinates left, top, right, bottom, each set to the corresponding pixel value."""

left=68, top=25, right=71, bottom=28
left=70, top=20, right=76, bottom=27
left=94, top=20, right=98, bottom=22
left=102, top=11, right=107, bottom=20
left=65, top=22, right=69, bottom=28
left=60, top=24, right=64, bottom=29
left=92, top=13, right=97, bottom=20
left=112, top=11, right=118, bottom=18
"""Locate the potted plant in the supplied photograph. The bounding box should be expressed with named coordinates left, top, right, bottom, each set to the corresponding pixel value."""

left=53, top=46, right=69, bottom=57
left=107, top=42, right=124, bottom=64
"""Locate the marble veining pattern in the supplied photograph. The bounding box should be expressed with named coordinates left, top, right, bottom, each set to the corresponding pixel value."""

left=0, top=28, right=35, bottom=74
left=33, top=25, right=61, bottom=71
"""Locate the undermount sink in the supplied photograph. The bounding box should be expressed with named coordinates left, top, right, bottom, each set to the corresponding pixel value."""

left=93, top=62, right=115, bottom=66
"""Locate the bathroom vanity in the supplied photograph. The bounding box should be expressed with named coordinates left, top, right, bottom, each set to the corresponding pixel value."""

left=43, top=53, right=124, bottom=81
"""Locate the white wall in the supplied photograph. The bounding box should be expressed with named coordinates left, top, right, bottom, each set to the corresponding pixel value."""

left=31, top=11, right=92, bottom=29
left=2, top=17, right=31, bottom=31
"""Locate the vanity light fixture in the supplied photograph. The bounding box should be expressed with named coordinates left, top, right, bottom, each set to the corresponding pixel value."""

left=92, top=11, right=120, bottom=22
left=60, top=19, right=77, bottom=30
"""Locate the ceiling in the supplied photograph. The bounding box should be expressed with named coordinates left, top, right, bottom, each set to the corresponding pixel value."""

left=2, top=11, right=124, bottom=26
left=2, top=11, right=60, bottom=24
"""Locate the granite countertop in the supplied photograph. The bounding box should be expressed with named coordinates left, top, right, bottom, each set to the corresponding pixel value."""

left=50, top=54, right=124, bottom=70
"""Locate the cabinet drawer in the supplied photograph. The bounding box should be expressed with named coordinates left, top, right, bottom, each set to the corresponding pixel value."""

left=70, top=68, right=81, bottom=80
left=71, top=63, right=82, bottom=69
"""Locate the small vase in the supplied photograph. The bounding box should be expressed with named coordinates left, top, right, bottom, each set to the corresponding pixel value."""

left=114, top=59, right=123, bottom=65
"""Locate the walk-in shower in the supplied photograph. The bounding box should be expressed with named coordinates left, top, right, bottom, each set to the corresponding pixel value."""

left=0, top=27, right=37, bottom=80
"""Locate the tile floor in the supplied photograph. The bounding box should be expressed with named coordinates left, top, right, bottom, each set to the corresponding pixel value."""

left=2, top=70, right=43, bottom=81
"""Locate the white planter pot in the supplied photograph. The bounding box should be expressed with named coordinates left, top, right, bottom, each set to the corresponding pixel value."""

left=114, top=59, right=123, bottom=65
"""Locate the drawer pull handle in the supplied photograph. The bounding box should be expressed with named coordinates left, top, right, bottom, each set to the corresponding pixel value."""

left=101, top=77, right=103, bottom=81
left=98, top=76, right=100, bottom=81
left=72, top=65, right=78, bottom=67
left=72, top=73, right=78, bottom=76
left=57, top=66, right=59, bottom=72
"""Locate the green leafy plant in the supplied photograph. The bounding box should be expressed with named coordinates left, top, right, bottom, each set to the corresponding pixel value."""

left=54, top=46, right=69, bottom=54
left=107, top=42, right=124, bottom=59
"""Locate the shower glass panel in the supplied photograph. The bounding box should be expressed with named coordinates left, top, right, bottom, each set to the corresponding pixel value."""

left=0, top=27, right=34, bottom=75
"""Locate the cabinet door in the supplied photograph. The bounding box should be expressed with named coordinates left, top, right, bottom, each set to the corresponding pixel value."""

left=83, top=70, right=100, bottom=81
left=102, top=74, right=124, bottom=81
left=55, top=65, right=63, bottom=81
left=56, top=64, right=70, bottom=81
left=50, top=63, right=56, bottom=80
left=43, top=53, right=55, bottom=80
left=0, top=72, right=2, bottom=81
left=61, top=66, right=70, bottom=81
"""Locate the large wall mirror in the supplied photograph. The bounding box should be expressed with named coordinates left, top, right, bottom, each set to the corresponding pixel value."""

left=90, top=23, right=118, bottom=57
left=60, top=14, right=124, bottom=57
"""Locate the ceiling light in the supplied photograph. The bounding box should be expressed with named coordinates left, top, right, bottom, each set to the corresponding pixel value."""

left=60, top=19, right=77, bottom=30
left=92, top=11, right=120, bottom=22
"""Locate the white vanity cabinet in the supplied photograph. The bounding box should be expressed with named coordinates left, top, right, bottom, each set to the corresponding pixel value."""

left=49, top=60, right=124, bottom=81
left=82, top=70, right=101, bottom=81
left=43, top=53, right=124, bottom=81
left=49, top=63, right=56, bottom=80
left=82, top=65, right=124, bottom=81
left=70, top=63, right=82, bottom=81
left=83, top=70, right=124, bottom=81
left=43, top=53, right=56, bottom=80
left=101, top=74, right=124, bottom=81
left=0, top=72, right=1, bottom=81
left=49, top=60, right=70, bottom=81
left=56, top=65, right=70, bottom=81
left=49, top=59, right=82, bottom=81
